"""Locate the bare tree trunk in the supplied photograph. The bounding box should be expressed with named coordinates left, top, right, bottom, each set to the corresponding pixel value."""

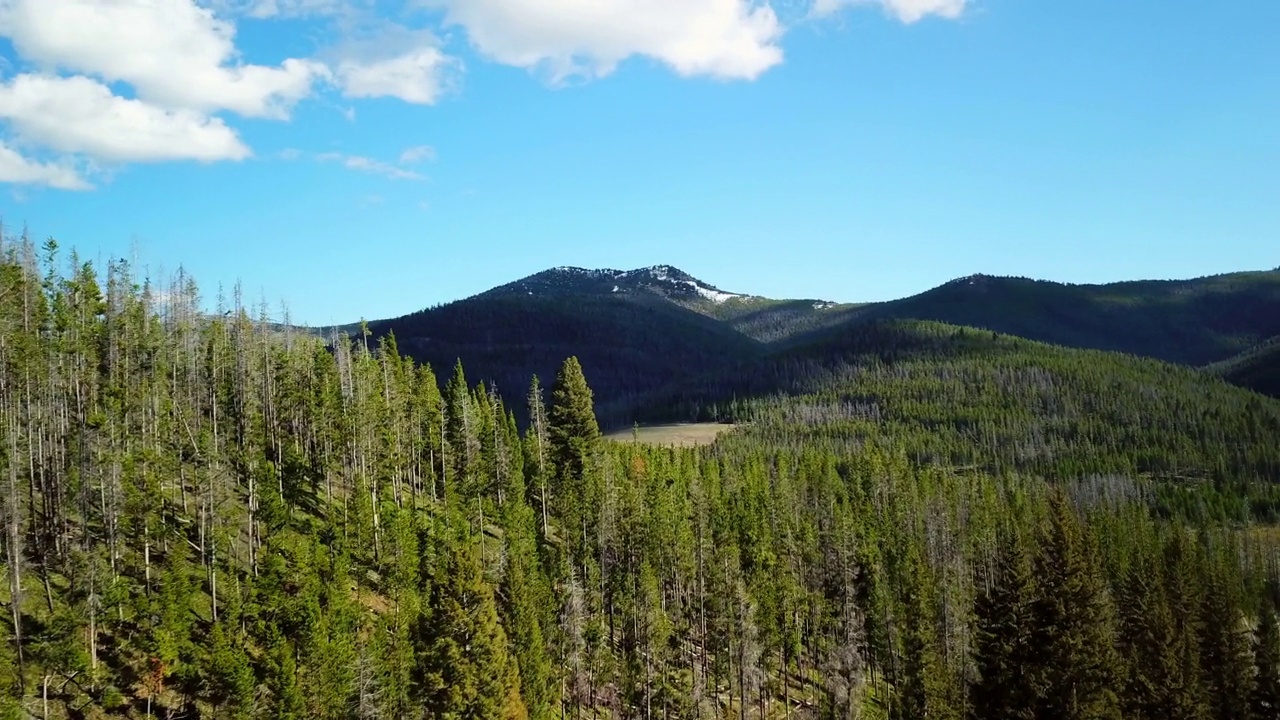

left=5, top=413, right=25, bottom=687
left=88, top=565, right=98, bottom=670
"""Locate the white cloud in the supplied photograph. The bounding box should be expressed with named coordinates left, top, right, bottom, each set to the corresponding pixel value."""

left=0, top=0, right=329, bottom=118
left=325, top=24, right=459, bottom=104
left=336, top=47, right=453, bottom=104
left=0, top=74, right=252, bottom=163
left=399, top=145, right=437, bottom=164
left=244, top=0, right=352, bottom=18
left=0, top=141, right=90, bottom=190
left=317, top=152, right=425, bottom=180
left=206, top=0, right=363, bottom=19
left=811, top=0, right=967, bottom=23
left=422, top=0, right=784, bottom=82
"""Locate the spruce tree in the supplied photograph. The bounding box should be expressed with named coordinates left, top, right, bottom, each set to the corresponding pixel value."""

left=1200, top=565, right=1255, bottom=720
left=0, top=619, right=18, bottom=720
left=502, top=552, right=557, bottom=720
left=525, top=375, right=552, bottom=538
left=970, top=533, right=1037, bottom=720
left=548, top=357, right=600, bottom=567
left=444, top=360, right=475, bottom=505
left=1162, top=530, right=1210, bottom=716
left=895, top=550, right=959, bottom=720
left=548, top=356, right=599, bottom=498
left=1030, top=494, right=1122, bottom=720
left=207, top=623, right=255, bottom=719
left=267, top=639, right=306, bottom=720
left=1116, top=553, right=1205, bottom=720
left=418, top=541, right=528, bottom=720
left=1254, top=603, right=1280, bottom=720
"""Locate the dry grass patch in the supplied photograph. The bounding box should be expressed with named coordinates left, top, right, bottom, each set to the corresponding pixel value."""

left=605, top=423, right=736, bottom=447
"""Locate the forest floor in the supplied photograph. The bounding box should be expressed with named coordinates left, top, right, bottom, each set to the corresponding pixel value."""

left=604, top=423, right=737, bottom=447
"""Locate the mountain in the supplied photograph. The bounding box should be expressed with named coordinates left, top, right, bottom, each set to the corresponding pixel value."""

left=639, top=319, right=1280, bottom=491
left=337, top=266, right=771, bottom=426
left=849, top=270, right=1280, bottom=365
left=478, top=264, right=859, bottom=340
left=480, top=264, right=749, bottom=306
left=334, top=264, right=1280, bottom=427
left=331, top=265, right=865, bottom=425
left=1209, top=334, right=1280, bottom=398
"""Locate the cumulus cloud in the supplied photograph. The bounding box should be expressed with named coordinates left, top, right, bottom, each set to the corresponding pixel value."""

left=422, top=0, right=784, bottom=82
left=811, top=0, right=967, bottom=23
left=323, top=23, right=459, bottom=104
left=245, top=0, right=353, bottom=18
left=0, top=141, right=90, bottom=190
left=316, top=152, right=425, bottom=180
left=0, top=0, right=329, bottom=118
left=0, top=74, right=252, bottom=163
left=336, top=47, right=454, bottom=104
left=398, top=145, right=437, bottom=165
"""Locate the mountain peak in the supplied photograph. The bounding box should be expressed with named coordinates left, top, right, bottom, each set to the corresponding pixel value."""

left=485, top=264, right=748, bottom=305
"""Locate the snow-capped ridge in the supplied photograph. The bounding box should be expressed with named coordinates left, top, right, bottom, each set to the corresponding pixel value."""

left=485, top=263, right=773, bottom=306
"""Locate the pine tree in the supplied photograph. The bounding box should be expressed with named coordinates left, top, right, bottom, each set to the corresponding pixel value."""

left=502, top=550, right=556, bottom=720
left=970, top=533, right=1037, bottom=720
left=208, top=622, right=255, bottom=719
left=548, top=357, right=600, bottom=573
left=895, top=550, right=960, bottom=720
left=0, top=618, right=18, bottom=719
left=1030, top=494, right=1122, bottom=720
left=525, top=375, right=552, bottom=539
left=444, top=360, right=475, bottom=506
left=1200, top=564, right=1255, bottom=720
left=548, top=357, right=599, bottom=505
left=267, top=639, right=306, bottom=720
left=1116, top=553, right=1205, bottom=720
left=1253, top=603, right=1280, bottom=720
left=418, top=540, right=528, bottom=720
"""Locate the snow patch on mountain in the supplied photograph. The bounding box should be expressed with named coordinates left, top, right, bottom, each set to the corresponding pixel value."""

left=488, top=264, right=760, bottom=305
left=684, top=281, right=742, bottom=304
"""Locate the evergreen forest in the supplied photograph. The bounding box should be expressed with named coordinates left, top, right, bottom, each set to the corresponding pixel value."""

left=4, top=236, right=1280, bottom=720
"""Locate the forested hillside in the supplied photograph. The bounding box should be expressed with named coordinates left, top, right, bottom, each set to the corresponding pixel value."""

left=1212, top=335, right=1280, bottom=399
left=3, top=238, right=1280, bottom=720
left=634, top=320, right=1280, bottom=517
left=346, top=291, right=760, bottom=427
left=851, top=271, right=1280, bottom=365
left=331, top=266, right=864, bottom=428
left=335, top=266, right=1280, bottom=429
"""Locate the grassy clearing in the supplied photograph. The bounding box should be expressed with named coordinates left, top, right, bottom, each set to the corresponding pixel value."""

left=605, top=422, right=736, bottom=447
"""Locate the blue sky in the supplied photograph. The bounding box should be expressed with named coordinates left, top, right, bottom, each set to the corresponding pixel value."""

left=0, top=0, right=1277, bottom=325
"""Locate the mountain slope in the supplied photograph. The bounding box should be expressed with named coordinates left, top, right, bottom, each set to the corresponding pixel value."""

left=847, top=270, right=1280, bottom=365
left=350, top=281, right=762, bottom=426
left=1210, top=334, right=1280, bottom=398
left=340, top=265, right=856, bottom=424
left=337, top=264, right=1280, bottom=427
left=638, top=320, right=1280, bottom=512
left=480, top=264, right=749, bottom=307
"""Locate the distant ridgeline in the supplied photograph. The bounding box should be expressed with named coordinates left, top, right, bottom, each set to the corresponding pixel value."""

left=1209, top=334, right=1280, bottom=400
left=3, top=239, right=1280, bottom=719
left=330, top=265, right=1280, bottom=427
